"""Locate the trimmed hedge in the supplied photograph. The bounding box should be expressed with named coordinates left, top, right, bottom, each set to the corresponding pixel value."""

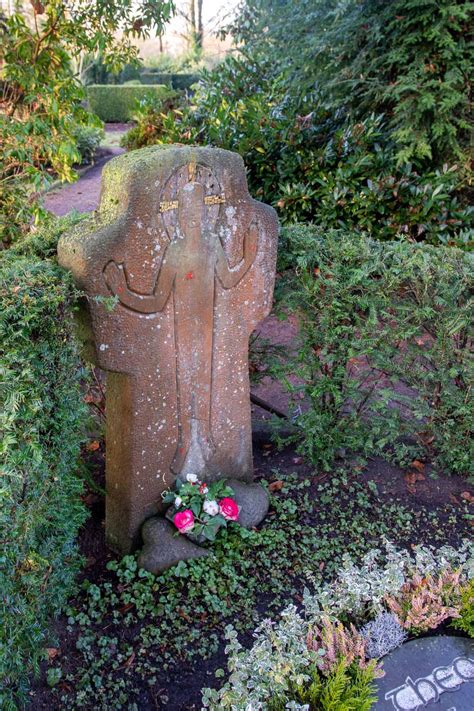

left=140, top=72, right=198, bottom=90
left=0, top=216, right=89, bottom=709
left=86, top=84, right=173, bottom=122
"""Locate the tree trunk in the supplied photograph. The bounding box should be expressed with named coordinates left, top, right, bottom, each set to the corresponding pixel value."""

left=196, top=0, right=203, bottom=50
left=188, top=0, right=196, bottom=51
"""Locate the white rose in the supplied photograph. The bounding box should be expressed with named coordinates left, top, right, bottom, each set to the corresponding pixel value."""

left=186, top=473, right=198, bottom=483
left=174, top=496, right=183, bottom=508
left=203, top=500, right=219, bottom=516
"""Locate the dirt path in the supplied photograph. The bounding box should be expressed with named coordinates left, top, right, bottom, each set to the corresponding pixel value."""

left=44, top=147, right=125, bottom=216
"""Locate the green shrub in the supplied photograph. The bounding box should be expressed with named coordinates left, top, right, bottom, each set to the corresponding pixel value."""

left=71, top=124, right=104, bottom=165
left=120, top=92, right=183, bottom=151
left=233, top=0, right=472, bottom=167
left=452, top=579, right=474, bottom=638
left=155, top=73, right=472, bottom=246
left=268, top=660, right=378, bottom=711
left=274, top=226, right=473, bottom=475
left=86, top=84, right=174, bottom=122
left=0, top=0, right=172, bottom=247
left=0, top=216, right=89, bottom=709
left=140, top=71, right=198, bottom=90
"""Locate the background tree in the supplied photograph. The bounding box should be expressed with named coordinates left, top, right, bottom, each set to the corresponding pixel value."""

left=177, top=0, right=204, bottom=54
left=0, top=0, right=174, bottom=246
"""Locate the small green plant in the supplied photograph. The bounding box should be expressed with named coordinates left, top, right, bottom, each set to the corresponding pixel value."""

left=120, top=92, right=181, bottom=150
left=451, top=579, right=474, bottom=638
left=46, top=668, right=63, bottom=688
left=71, top=124, right=104, bottom=165
left=268, top=660, right=378, bottom=711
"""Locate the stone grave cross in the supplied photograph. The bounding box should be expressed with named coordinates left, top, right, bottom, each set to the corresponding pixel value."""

left=58, top=146, right=278, bottom=554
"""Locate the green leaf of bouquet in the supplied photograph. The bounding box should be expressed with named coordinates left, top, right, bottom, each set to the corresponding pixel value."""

left=190, top=500, right=201, bottom=517
left=202, top=526, right=217, bottom=542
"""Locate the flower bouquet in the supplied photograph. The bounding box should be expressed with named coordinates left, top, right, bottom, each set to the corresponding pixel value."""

left=162, top=473, right=240, bottom=544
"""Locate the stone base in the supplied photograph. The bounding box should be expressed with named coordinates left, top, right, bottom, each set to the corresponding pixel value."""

left=138, top=478, right=269, bottom=574
left=138, top=517, right=210, bottom=574
left=226, top=478, right=269, bottom=528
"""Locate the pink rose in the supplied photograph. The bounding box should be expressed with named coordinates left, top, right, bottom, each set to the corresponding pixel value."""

left=219, top=497, right=239, bottom=521
left=173, top=509, right=195, bottom=533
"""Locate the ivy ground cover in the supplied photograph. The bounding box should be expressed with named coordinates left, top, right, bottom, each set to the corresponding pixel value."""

left=27, top=435, right=473, bottom=710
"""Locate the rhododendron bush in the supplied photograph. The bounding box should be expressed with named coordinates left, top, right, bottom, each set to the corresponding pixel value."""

left=162, top=474, right=240, bottom=542
left=202, top=541, right=474, bottom=709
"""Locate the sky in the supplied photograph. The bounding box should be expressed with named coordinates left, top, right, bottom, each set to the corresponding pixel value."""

left=138, top=0, right=240, bottom=59
left=199, top=0, right=239, bottom=23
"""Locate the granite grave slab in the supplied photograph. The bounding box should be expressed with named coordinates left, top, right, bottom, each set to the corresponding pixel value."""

left=376, top=636, right=474, bottom=711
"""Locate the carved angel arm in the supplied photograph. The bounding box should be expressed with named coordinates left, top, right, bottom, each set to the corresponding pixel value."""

left=215, top=221, right=258, bottom=289
left=104, top=253, right=176, bottom=314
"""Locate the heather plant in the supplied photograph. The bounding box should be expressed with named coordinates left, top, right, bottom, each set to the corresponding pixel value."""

left=306, top=616, right=381, bottom=677
left=303, top=541, right=474, bottom=623
left=274, top=225, right=473, bottom=475
left=385, top=568, right=463, bottom=634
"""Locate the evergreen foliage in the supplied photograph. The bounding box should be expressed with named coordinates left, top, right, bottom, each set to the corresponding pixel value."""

left=268, top=660, right=378, bottom=711
left=231, top=0, right=473, bottom=166
left=452, top=579, right=474, bottom=637
left=0, top=216, right=90, bottom=708
left=275, top=226, right=474, bottom=475
left=140, top=0, right=473, bottom=245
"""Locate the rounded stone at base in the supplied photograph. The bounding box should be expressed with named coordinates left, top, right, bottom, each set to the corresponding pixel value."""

left=226, top=478, right=269, bottom=528
left=138, top=517, right=210, bottom=574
